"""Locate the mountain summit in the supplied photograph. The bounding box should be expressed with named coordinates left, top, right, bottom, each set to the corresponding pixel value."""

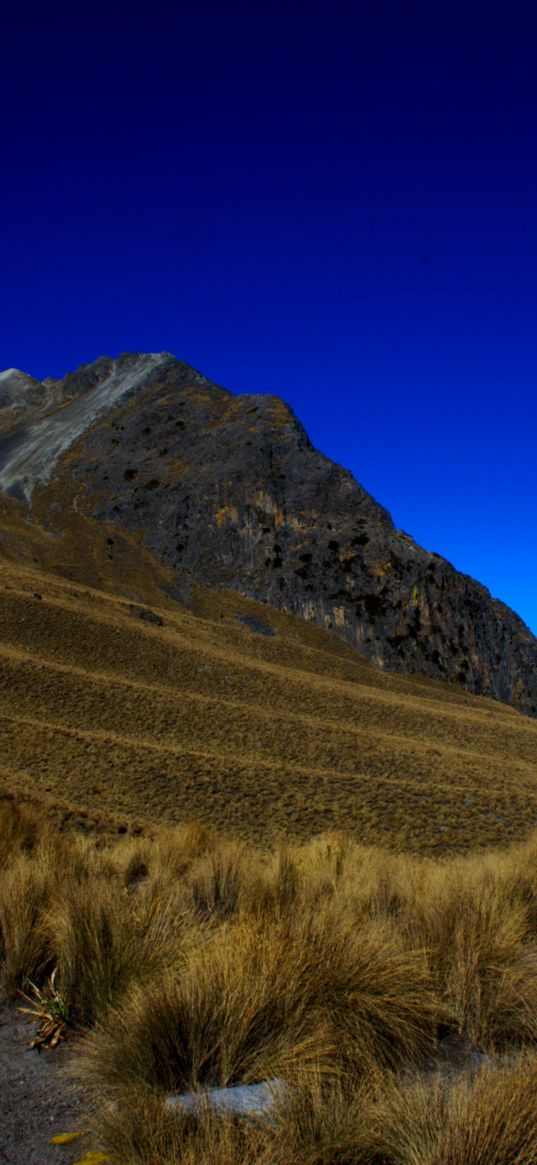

left=1, top=352, right=536, bottom=715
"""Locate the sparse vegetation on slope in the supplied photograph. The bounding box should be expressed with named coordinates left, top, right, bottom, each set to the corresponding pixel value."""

left=1, top=503, right=537, bottom=855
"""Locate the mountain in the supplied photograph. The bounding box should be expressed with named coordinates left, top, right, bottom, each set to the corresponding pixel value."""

left=1, top=351, right=536, bottom=717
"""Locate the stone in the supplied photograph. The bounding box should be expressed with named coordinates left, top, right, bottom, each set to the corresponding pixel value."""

left=235, top=614, right=276, bottom=636
left=164, top=1078, right=287, bottom=1122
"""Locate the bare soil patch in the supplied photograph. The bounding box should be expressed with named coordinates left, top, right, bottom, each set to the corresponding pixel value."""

left=0, top=1000, right=85, bottom=1165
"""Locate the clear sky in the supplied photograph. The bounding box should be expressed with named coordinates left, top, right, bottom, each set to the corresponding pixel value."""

left=2, top=2, right=536, bottom=633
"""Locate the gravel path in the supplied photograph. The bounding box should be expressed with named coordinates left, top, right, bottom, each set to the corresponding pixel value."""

left=0, top=1002, right=87, bottom=1165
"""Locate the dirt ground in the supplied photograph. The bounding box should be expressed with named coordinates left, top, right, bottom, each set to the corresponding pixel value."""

left=0, top=1001, right=87, bottom=1165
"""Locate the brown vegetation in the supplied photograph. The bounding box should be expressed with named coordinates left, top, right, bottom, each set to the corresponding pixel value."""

left=1, top=498, right=537, bottom=855
left=2, top=801, right=537, bottom=1163
left=2, top=501, right=537, bottom=1160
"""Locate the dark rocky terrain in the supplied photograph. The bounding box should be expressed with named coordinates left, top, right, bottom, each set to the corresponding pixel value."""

left=1, top=352, right=536, bottom=716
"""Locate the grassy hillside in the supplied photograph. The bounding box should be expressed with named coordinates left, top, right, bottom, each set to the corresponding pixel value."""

left=1, top=496, right=536, bottom=854
left=3, top=497, right=537, bottom=1163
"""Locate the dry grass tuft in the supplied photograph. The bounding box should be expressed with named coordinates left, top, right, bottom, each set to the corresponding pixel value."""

left=0, top=797, right=44, bottom=867
left=0, top=841, right=71, bottom=994
left=374, top=1053, right=537, bottom=1164
left=398, top=860, right=537, bottom=1049
left=47, top=879, right=186, bottom=1027
left=187, top=840, right=271, bottom=922
left=3, top=802, right=537, bottom=1162
left=91, top=1088, right=275, bottom=1165
left=77, top=918, right=337, bottom=1101
left=0, top=811, right=190, bottom=1021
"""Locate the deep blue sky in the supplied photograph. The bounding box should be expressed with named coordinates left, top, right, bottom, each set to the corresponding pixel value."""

left=2, top=2, right=537, bottom=632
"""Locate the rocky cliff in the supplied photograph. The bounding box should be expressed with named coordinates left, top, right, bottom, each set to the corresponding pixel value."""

left=1, top=352, right=536, bottom=715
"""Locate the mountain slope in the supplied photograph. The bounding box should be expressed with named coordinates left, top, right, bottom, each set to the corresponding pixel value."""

left=1, top=352, right=536, bottom=716
left=1, top=500, right=537, bottom=853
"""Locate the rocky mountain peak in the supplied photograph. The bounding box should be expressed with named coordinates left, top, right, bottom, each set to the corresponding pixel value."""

left=0, top=352, right=185, bottom=501
left=0, top=368, right=44, bottom=412
left=1, top=351, right=536, bottom=716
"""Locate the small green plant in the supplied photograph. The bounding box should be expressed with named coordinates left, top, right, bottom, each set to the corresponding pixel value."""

left=18, top=967, right=69, bottom=1049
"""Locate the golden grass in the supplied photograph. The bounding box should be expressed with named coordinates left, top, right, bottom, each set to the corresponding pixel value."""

left=0, top=804, right=185, bottom=1021
left=2, top=499, right=537, bottom=1158
left=0, top=845, right=58, bottom=993
left=90, top=1073, right=380, bottom=1165
left=0, top=797, right=42, bottom=867
left=2, top=802, right=537, bottom=1160
left=87, top=1062, right=537, bottom=1165
left=373, top=1054, right=537, bottom=1164
left=1, top=494, right=537, bottom=854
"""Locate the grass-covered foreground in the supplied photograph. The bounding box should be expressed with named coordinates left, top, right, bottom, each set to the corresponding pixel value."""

left=2, top=798, right=537, bottom=1163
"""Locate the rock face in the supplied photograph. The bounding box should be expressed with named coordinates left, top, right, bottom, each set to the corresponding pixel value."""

left=1, top=352, right=536, bottom=715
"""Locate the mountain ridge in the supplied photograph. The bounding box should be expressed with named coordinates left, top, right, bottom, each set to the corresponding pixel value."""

left=1, top=352, right=536, bottom=717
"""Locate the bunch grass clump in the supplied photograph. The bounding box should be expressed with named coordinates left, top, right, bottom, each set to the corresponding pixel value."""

left=3, top=799, right=537, bottom=1163
left=373, top=1053, right=537, bottom=1165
